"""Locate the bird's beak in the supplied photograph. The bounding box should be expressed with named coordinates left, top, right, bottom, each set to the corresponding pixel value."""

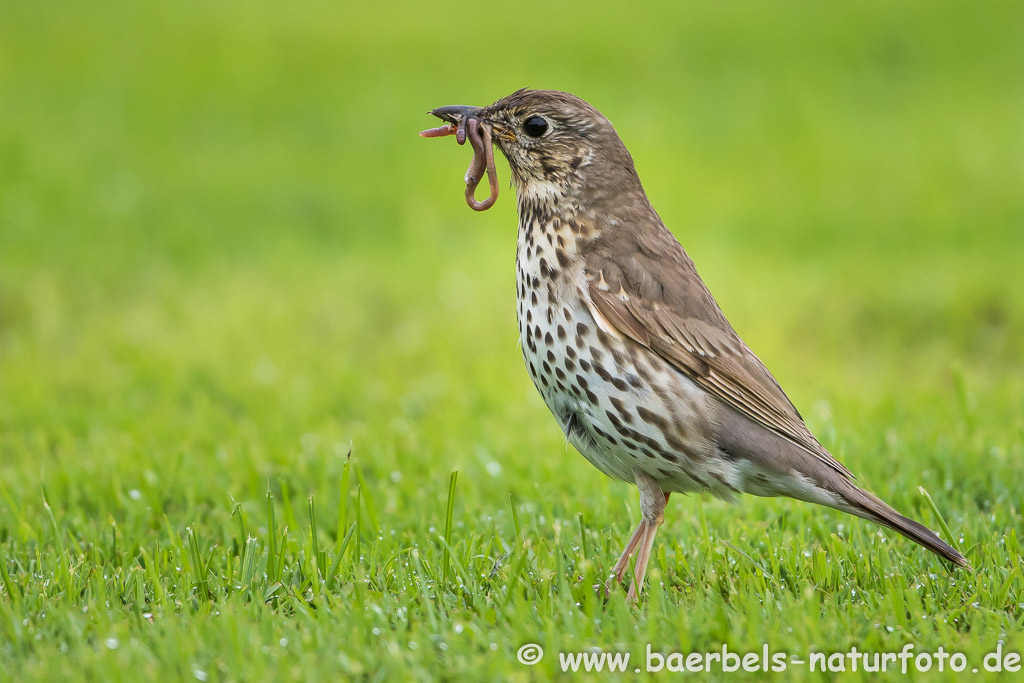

left=428, top=105, right=516, bottom=142
left=429, top=105, right=483, bottom=126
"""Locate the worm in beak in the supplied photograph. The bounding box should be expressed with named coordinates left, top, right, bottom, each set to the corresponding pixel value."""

left=419, top=105, right=500, bottom=211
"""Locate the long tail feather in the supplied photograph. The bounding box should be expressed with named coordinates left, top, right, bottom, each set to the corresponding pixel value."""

left=838, top=485, right=970, bottom=569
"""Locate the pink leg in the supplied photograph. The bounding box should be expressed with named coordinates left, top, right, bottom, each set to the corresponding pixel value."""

left=610, top=519, right=648, bottom=585
left=626, top=523, right=661, bottom=602
left=624, top=472, right=669, bottom=603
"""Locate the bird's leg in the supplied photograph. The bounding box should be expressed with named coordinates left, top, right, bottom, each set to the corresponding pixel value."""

left=606, top=471, right=670, bottom=602
left=609, top=519, right=647, bottom=585
left=626, top=471, right=669, bottom=603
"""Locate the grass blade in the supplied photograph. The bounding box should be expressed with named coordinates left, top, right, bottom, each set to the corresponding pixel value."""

left=443, top=470, right=458, bottom=584
left=577, top=512, right=588, bottom=560
left=266, top=489, right=278, bottom=582
left=508, top=492, right=521, bottom=539
left=337, top=451, right=351, bottom=544
left=918, top=486, right=957, bottom=547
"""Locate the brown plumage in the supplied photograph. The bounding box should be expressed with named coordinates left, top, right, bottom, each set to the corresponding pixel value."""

left=423, top=88, right=970, bottom=601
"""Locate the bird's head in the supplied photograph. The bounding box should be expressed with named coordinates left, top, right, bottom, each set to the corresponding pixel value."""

left=429, top=89, right=643, bottom=207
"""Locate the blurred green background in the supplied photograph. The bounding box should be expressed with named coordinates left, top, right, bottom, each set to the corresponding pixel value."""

left=1, top=0, right=1022, bottom=679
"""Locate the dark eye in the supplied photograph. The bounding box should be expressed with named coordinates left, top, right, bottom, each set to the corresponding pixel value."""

left=523, top=115, right=548, bottom=137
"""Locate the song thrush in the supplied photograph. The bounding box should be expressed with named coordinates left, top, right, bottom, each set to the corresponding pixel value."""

left=422, top=89, right=969, bottom=601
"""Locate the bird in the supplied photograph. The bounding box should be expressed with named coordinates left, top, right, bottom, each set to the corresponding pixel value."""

left=423, top=89, right=969, bottom=601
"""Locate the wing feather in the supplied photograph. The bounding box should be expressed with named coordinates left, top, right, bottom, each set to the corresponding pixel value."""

left=587, top=279, right=853, bottom=479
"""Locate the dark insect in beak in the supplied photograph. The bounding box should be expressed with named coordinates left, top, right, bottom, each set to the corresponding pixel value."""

left=419, top=105, right=500, bottom=211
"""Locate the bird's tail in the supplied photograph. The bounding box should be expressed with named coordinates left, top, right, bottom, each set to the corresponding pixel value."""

left=834, top=483, right=971, bottom=569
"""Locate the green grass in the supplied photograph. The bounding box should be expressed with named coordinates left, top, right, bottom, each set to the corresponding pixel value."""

left=1, top=0, right=1023, bottom=679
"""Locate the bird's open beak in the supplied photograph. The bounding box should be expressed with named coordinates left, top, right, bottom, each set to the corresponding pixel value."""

left=420, top=102, right=505, bottom=210
left=428, top=105, right=515, bottom=142
left=429, top=105, right=483, bottom=125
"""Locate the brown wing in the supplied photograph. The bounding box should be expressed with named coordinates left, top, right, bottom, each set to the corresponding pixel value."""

left=582, top=223, right=853, bottom=480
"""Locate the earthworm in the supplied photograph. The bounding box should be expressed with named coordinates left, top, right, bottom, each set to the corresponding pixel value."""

left=463, top=118, right=499, bottom=211
left=419, top=115, right=499, bottom=211
left=419, top=123, right=456, bottom=138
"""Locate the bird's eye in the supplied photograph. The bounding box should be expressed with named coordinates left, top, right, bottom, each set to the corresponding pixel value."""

left=522, top=115, right=548, bottom=138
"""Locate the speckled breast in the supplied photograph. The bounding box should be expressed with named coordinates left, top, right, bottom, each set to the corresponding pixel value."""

left=514, top=204, right=736, bottom=498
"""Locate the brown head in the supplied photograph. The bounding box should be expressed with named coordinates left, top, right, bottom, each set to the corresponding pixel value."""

left=429, top=89, right=651, bottom=214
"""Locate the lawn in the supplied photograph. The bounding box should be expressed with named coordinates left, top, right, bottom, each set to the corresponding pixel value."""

left=1, top=0, right=1022, bottom=679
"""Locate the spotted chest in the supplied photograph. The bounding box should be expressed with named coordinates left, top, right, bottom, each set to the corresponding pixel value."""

left=514, top=209, right=591, bottom=418
left=514, top=204, right=740, bottom=498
